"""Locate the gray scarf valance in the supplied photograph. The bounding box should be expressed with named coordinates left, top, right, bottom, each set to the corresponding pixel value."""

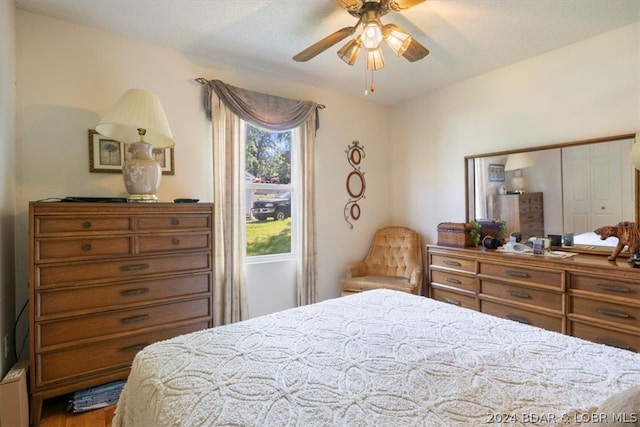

left=200, top=79, right=321, bottom=132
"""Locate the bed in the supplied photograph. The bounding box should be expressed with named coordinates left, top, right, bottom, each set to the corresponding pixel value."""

left=113, top=289, right=640, bottom=426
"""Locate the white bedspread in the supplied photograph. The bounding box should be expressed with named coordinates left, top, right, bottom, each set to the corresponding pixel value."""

left=113, top=290, right=640, bottom=427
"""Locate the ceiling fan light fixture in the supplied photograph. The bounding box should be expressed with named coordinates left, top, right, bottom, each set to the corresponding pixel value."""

left=366, top=47, right=385, bottom=70
left=338, top=37, right=362, bottom=65
left=361, top=11, right=383, bottom=49
left=383, top=25, right=412, bottom=56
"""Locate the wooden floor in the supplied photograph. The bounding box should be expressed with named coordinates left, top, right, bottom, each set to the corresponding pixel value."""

left=39, top=398, right=116, bottom=427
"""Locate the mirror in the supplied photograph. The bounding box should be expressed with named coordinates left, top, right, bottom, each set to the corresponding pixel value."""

left=465, top=133, right=638, bottom=255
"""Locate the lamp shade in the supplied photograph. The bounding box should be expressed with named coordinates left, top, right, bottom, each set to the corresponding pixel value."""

left=504, top=152, right=535, bottom=171
left=366, top=47, right=385, bottom=71
left=383, top=23, right=412, bottom=56
left=96, top=89, right=174, bottom=148
left=631, top=133, right=640, bottom=170
left=338, top=37, right=362, bottom=66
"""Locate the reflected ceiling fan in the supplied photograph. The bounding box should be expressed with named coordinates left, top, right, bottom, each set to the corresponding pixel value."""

left=293, top=0, right=429, bottom=94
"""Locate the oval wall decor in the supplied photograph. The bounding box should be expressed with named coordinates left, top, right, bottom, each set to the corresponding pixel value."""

left=344, top=141, right=366, bottom=228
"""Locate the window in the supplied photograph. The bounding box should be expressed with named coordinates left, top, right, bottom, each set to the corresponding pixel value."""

left=245, top=123, right=296, bottom=258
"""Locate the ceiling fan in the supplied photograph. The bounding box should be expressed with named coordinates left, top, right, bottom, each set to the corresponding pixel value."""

left=293, top=0, right=429, bottom=93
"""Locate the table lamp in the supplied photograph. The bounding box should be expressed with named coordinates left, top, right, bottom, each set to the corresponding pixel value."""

left=504, top=152, right=535, bottom=193
left=95, top=89, right=174, bottom=202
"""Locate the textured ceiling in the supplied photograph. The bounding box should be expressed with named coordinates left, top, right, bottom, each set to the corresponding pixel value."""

left=13, top=0, right=640, bottom=105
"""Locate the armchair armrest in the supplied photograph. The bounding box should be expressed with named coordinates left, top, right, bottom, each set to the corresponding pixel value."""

left=345, top=261, right=368, bottom=278
left=407, top=264, right=423, bottom=285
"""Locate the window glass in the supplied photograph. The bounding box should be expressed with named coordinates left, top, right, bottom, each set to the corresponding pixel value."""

left=245, top=124, right=293, bottom=257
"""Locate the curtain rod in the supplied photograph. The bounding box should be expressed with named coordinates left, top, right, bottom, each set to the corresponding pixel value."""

left=195, top=77, right=325, bottom=109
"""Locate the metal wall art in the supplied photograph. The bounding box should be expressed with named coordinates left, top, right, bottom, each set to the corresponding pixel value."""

left=344, top=141, right=366, bottom=228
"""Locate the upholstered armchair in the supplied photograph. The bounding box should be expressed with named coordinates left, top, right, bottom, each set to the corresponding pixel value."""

left=341, top=226, right=423, bottom=296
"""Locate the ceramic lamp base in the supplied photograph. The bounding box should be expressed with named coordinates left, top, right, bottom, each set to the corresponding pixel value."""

left=123, top=141, right=162, bottom=202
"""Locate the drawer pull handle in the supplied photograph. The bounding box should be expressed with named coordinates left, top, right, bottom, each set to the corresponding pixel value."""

left=120, top=264, right=150, bottom=272
left=506, top=270, right=529, bottom=278
left=82, top=221, right=92, bottom=229
left=507, top=290, right=530, bottom=299
left=596, top=308, right=630, bottom=318
left=120, top=344, right=148, bottom=353
left=120, top=288, right=150, bottom=296
left=172, top=238, right=180, bottom=245
left=443, top=260, right=461, bottom=267
left=597, top=338, right=630, bottom=350
left=443, top=298, right=461, bottom=306
left=120, top=314, right=150, bottom=324
left=82, top=243, right=92, bottom=251
left=172, top=218, right=180, bottom=225
left=445, top=277, right=461, bottom=285
left=506, top=315, right=530, bottom=325
left=597, top=284, right=630, bottom=293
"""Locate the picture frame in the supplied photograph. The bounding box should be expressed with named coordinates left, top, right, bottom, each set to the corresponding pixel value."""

left=488, top=163, right=505, bottom=182
left=88, top=129, right=175, bottom=175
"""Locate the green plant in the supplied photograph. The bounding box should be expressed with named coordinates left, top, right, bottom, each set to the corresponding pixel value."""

left=497, top=220, right=508, bottom=242
left=469, top=220, right=482, bottom=246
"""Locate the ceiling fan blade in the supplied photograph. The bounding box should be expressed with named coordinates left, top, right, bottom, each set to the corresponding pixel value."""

left=402, top=38, right=429, bottom=62
left=293, top=26, right=356, bottom=62
left=389, top=0, right=425, bottom=11
left=331, top=0, right=364, bottom=11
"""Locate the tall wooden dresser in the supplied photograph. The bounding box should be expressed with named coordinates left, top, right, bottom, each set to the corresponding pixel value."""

left=427, top=245, right=640, bottom=353
left=487, top=192, right=544, bottom=238
left=28, top=202, right=214, bottom=425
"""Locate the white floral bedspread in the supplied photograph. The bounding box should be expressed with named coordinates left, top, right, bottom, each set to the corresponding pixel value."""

left=113, top=289, right=640, bottom=427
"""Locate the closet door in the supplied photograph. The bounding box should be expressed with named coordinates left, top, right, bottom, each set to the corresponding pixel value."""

left=562, top=139, right=632, bottom=232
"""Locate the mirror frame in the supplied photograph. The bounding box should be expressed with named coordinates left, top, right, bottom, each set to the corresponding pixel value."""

left=464, top=133, right=638, bottom=256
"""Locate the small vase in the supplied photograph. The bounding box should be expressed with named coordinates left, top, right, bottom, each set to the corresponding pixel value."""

left=123, top=142, right=161, bottom=202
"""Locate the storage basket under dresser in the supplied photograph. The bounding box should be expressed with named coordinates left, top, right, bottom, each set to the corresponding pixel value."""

left=28, top=202, right=215, bottom=425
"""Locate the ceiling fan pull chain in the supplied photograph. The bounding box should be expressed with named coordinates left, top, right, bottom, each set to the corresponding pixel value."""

left=364, top=59, right=369, bottom=95
left=370, top=70, right=375, bottom=93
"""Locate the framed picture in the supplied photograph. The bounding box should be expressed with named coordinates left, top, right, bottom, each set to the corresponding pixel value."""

left=88, top=129, right=175, bottom=175
left=488, top=164, right=505, bottom=182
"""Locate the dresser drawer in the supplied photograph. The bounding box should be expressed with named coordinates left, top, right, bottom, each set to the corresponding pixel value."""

left=479, top=263, right=562, bottom=290
left=36, top=216, right=131, bottom=235
left=430, top=287, right=476, bottom=310
left=37, top=252, right=211, bottom=288
left=569, top=274, right=640, bottom=300
left=480, top=300, right=564, bottom=333
left=36, top=237, right=132, bottom=261
left=430, top=270, right=475, bottom=292
left=480, top=279, right=563, bottom=312
left=38, top=298, right=211, bottom=348
left=37, top=273, right=211, bottom=317
left=569, top=296, right=639, bottom=329
left=138, top=232, right=210, bottom=254
left=136, top=215, right=211, bottom=231
left=570, top=321, right=639, bottom=352
left=430, top=254, right=475, bottom=273
left=36, top=322, right=208, bottom=387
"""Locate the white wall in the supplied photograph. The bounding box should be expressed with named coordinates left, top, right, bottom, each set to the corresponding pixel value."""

left=0, top=0, right=17, bottom=377
left=14, top=10, right=392, bottom=323
left=391, top=23, right=640, bottom=245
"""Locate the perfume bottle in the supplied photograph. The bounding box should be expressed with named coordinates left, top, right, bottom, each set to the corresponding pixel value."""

left=632, top=252, right=640, bottom=268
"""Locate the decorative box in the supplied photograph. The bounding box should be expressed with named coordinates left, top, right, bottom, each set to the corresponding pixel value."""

left=477, top=219, right=504, bottom=241
left=437, top=222, right=474, bottom=247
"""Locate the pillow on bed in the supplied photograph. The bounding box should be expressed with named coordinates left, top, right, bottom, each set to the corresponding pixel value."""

left=589, top=385, right=640, bottom=426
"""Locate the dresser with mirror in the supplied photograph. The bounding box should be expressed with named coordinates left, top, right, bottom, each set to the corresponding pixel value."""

left=427, top=133, right=639, bottom=352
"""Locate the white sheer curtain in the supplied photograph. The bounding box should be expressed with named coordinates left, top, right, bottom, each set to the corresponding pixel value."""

left=202, top=79, right=321, bottom=325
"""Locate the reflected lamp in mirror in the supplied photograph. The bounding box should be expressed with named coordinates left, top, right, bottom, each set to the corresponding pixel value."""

left=504, top=152, right=535, bottom=193
left=96, top=89, right=174, bottom=202
left=631, top=132, right=640, bottom=170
